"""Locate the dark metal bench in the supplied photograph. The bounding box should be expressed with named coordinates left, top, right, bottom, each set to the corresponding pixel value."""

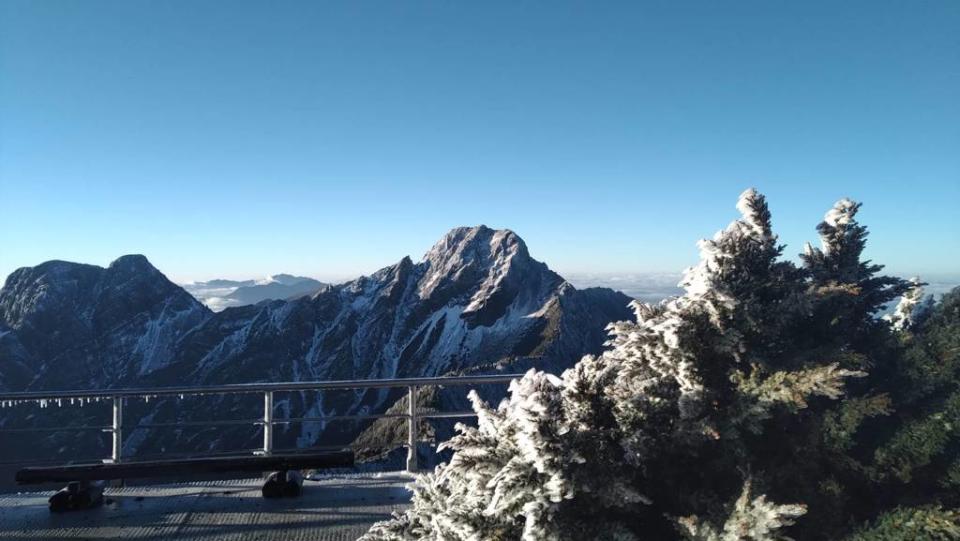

left=16, top=450, right=354, bottom=512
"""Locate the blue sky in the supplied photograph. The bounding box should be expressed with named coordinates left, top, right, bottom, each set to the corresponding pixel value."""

left=1, top=1, right=958, bottom=284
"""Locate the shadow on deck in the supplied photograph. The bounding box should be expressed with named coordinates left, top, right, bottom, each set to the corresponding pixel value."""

left=0, top=472, right=412, bottom=540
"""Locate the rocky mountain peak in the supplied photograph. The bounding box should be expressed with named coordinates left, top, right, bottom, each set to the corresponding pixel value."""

left=0, top=256, right=209, bottom=388
left=0, top=261, right=102, bottom=329
left=418, top=226, right=536, bottom=304
left=93, top=256, right=196, bottom=307
left=108, top=254, right=155, bottom=273
left=423, top=225, right=529, bottom=268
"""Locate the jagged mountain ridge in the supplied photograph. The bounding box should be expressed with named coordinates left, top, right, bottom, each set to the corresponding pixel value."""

left=165, top=227, right=608, bottom=382
left=0, top=255, right=209, bottom=391
left=137, top=226, right=633, bottom=454
left=0, top=226, right=635, bottom=460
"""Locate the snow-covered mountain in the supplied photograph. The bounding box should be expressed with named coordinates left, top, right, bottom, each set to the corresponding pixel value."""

left=0, top=255, right=209, bottom=391
left=0, top=226, right=634, bottom=461
left=182, top=274, right=325, bottom=311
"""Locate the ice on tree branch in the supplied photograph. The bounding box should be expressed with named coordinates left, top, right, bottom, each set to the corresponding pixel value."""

left=736, top=188, right=775, bottom=241
left=676, top=480, right=807, bottom=541
left=809, top=197, right=862, bottom=258
left=824, top=197, right=858, bottom=228
left=737, top=363, right=865, bottom=409
left=679, top=187, right=781, bottom=329
left=732, top=364, right=866, bottom=431
left=800, top=197, right=909, bottom=322
left=884, top=277, right=933, bottom=332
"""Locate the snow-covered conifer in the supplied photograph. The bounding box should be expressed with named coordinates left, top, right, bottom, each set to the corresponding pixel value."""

left=801, top=198, right=909, bottom=332
left=362, top=190, right=887, bottom=541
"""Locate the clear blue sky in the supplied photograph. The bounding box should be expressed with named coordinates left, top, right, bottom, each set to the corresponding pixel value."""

left=1, top=1, right=958, bottom=284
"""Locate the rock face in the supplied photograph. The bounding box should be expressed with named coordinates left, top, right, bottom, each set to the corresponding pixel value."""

left=0, top=255, right=210, bottom=391
left=0, top=227, right=634, bottom=461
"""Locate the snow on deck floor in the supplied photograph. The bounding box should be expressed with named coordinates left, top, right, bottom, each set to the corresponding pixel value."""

left=0, top=472, right=412, bottom=540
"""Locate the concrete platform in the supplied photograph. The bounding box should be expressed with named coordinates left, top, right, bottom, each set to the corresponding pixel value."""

left=0, top=472, right=412, bottom=540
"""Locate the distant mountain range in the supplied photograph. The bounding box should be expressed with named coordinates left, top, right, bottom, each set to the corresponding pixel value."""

left=182, top=274, right=326, bottom=311
left=0, top=226, right=636, bottom=463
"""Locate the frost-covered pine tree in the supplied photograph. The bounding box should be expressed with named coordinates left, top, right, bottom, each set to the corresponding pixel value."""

left=800, top=197, right=909, bottom=340
left=363, top=189, right=869, bottom=541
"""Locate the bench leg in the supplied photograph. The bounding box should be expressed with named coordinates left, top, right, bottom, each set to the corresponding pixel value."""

left=262, top=470, right=304, bottom=498
left=49, top=481, right=105, bottom=512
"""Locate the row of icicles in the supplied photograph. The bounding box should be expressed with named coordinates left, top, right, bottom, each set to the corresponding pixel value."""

left=0, top=394, right=202, bottom=408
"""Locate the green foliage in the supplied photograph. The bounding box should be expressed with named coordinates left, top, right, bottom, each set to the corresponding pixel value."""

left=843, top=507, right=960, bottom=541
left=846, top=286, right=960, bottom=509
left=873, top=392, right=960, bottom=483
left=822, top=394, right=892, bottom=453
left=903, top=289, right=960, bottom=392
left=943, top=460, right=960, bottom=489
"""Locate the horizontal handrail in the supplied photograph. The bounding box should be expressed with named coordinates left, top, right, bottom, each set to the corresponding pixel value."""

left=0, top=411, right=481, bottom=433
left=0, top=425, right=112, bottom=434
left=0, top=373, right=523, bottom=473
left=0, top=374, right=520, bottom=402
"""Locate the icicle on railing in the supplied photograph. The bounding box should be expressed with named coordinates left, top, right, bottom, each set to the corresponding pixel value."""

left=0, top=395, right=114, bottom=408
left=1, top=386, right=292, bottom=410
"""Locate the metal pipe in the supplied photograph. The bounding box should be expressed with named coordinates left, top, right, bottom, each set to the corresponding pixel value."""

left=406, top=385, right=418, bottom=473
left=0, top=411, right=475, bottom=432
left=129, top=419, right=262, bottom=429
left=0, top=425, right=112, bottom=434
left=419, top=411, right=477, bottom=419
left=111, top=396, right=123, bottom=464
left=0, top=374, right=522, bottom=402
left=262, top=391, right=273, bottom=456
left=272, top=413, right=409, bottom=424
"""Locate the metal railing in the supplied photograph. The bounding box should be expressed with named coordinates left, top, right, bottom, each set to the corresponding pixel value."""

left=0, top=374, right=521, bottom=473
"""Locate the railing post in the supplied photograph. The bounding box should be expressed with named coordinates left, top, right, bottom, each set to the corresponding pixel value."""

left=263, top=391, right=274, bottom=456
left=406, top=385, right=418, bottom=473
left=111, top=396, right=123, bottom=463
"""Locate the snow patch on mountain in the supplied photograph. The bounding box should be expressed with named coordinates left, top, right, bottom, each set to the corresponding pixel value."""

left=134, top=302, right=208, bottom=375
